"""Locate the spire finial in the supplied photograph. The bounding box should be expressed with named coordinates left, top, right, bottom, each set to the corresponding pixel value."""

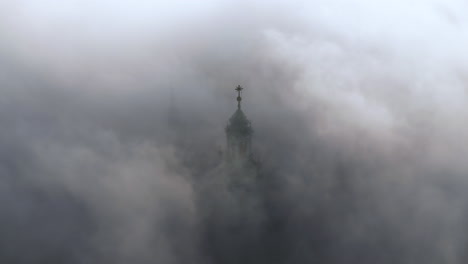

left=235, top=85, right=243, bottom=109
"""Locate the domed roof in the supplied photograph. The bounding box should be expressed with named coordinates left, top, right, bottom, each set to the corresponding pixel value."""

left=226, top=108, right=253, bottom=136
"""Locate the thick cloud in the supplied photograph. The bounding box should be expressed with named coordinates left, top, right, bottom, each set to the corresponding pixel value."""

left=1, top=0, right=468, bottom=263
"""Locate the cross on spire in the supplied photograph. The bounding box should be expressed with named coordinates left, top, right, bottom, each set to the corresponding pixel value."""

left=235, top=85, right=243, bottom=109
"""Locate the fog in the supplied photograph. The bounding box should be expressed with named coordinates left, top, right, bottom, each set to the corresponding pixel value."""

left=1, top=0, right=468, bottom=263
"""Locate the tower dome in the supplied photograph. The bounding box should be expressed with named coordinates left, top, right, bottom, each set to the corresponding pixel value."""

left=226, top=108, right=252, bottom=137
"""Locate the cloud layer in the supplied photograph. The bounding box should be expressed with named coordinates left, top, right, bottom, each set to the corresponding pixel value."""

left=1, top=0, right=468, bottom=263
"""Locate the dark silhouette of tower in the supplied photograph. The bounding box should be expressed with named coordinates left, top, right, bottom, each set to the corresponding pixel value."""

left=225, top=85, right=255, bottom=166
left=199, top=85, right=266, bottom=264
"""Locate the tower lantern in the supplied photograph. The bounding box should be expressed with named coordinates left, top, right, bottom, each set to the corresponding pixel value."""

left=235, top=85, right=243, bottom=109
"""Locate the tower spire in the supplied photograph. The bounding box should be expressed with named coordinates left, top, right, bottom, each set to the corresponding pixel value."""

left=235, top=85, right=243, bottom=109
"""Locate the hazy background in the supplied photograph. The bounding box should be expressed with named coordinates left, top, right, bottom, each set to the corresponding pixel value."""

left=1, top=0, right=468, bottom=263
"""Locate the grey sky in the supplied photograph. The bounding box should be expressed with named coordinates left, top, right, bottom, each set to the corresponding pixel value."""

left=1, top=1, right=468, bottom=263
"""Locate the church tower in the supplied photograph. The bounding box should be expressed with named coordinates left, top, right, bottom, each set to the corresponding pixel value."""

left=225, top=85, right=254, bottom=165
left=197, top=86, right=264, bottom=264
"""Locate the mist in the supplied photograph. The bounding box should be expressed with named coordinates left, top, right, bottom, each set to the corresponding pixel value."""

left=1, top=0, right=468, bottom=263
